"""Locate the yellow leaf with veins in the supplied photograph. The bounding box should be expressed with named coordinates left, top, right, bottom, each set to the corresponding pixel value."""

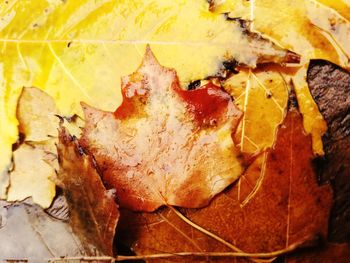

left=211, top=0, right=350, bottom=155
left=0, top=0, right=295, bottom=200
left=225, top=66, right=289, bottom=155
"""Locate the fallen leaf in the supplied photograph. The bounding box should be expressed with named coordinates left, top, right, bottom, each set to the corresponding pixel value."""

left=0, top=0, right=297, bottom=187
left=16, top=85, right=59, bottom=141
left=57, top=126, right=120, bottom=256
left=7, top=143, right=57, bottom=208
left=224, top=65, right=289, bottom=155
left=307, top=59, right=350, bottom=242
left=210, top=0, right=350, bottom=155
left=80, top=47, right=243, bottom=212
left=118, top=91, right=333, bottom=261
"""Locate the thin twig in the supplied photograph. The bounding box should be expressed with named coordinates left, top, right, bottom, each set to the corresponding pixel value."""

left=47, top=237, right=309, bottom=262
left=168, top=206, right=267, bottom=263
left=168, top=206, right=243, bottom=253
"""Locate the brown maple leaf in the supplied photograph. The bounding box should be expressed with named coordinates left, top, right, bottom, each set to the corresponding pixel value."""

left=79, top=46, right=244, bottom=212
left=307, top=60, right=350, bottom=243
left=57, top=127, right=120, bottom=256
left=117, top=91, right=333, bottom=262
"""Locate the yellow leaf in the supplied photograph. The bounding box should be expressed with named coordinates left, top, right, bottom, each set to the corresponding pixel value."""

left=224, top=66, right=288, bottom=154
left=211, top=0, right=350, bottom=155
left=6, top=87, right=58, bottom=208
left=0, top=0, right=293, bottom=202
left=7, top=143, right=56, bottom=208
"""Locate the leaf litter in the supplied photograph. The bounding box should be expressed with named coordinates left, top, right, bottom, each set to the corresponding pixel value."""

left=2, top=0, right=348, bottom=260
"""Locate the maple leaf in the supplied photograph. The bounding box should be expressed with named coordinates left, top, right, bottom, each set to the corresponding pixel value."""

left=0, top=0, right=298, bottom=192
left=210, top=0, right=350, bottom=156
left=117, top=92, right=333, bottom=262
left=57, top=127, right=120, bottom=256
left=307, top=60, right=350, bottom=243
left=80, top=46, right=243, bottom=212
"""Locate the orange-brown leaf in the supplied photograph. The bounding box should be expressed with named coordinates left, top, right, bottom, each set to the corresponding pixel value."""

left=80, top=47, right=243, bottom=212
left=118, top=93, right=333, bottom=261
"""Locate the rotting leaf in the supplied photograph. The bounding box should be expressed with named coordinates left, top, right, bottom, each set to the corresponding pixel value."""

left=0, top=0, right=298, bottom=185
left=0, top=199, right=86, bottom=261
left=7, top=87, right=84, bottom=208
left=0, top=125, right=120, bottom=261
left=80, top=47, right=243, bottom=212
left=307, top=59, right=350, bottom=243
left=118, top=91, right=333, bottom=262
left=57, top=127, right=120, bottom=256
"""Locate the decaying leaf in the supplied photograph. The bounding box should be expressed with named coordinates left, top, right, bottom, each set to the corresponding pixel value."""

left=0, top=0, right=298, bottom=185
left=0, top=199, right=85, bottom=261
left=80, top=47, right=243, bottom=212
left=307, top=60, right=350, bottom=242
left=0, top=125, right=119, bottom=262
left=7, top=87, right=84, bottom=208
left=7, top=87, right=58, bottom=208
left=57, top=127, right=120, bottom=256
left=118, top=92, right=333, bottom=261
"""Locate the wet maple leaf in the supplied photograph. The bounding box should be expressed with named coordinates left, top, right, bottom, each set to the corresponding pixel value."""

left=80, top=47, right=243, bottom=212
left=307, top=60, right=350, bottom=243
left=57, top=127, right=120, bottom=256
left=117, top=92, right=333, bottom=262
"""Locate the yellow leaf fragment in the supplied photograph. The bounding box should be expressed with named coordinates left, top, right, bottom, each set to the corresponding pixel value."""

left=7, top=87, right=58, bottom=208
left=17, top=86, right=59, bottom=141
left=225, top=66, right=288, bottom=154
left=7, top=143, right=56, bottom=208
left=305, top=0, right=350, bottom=64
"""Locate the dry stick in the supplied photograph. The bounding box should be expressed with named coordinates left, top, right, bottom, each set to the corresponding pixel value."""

left=48, top=237, right=309, bottom=262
